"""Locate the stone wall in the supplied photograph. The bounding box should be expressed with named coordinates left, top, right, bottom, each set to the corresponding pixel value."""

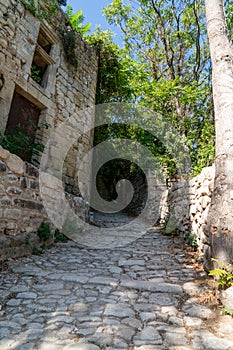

left=0, top=0, right=98, bottom=198
left=0, top=145, right=89, bottom=263
left=0, top=146, right=45, bottom=233
left=117, top=170, right=168, bottom=224
left=166, top=166, right=215, bottom=258
left=0, top=0, right=98, bottom=261
left=0, top=146, right=46, bottom=261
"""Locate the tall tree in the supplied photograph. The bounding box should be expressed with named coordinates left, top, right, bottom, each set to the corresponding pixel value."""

left=104, top=0, right=214, bottom=173
left=205, top=0, right=233, bottom=268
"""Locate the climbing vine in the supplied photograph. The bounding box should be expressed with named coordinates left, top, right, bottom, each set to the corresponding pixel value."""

left=59, top=28, right=78, bottom=67
left=86, top=29, right=133, bottom=104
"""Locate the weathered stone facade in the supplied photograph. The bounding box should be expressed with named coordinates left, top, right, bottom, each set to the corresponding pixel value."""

left=0, top=0, right=97, bottom=191
left=166, top=166, right=215, bottom=262
left=0, top=145, right=90, bottom=262
left=0, top=146, right=46, bottom=260
left=0, top=0, right=98, bottom=260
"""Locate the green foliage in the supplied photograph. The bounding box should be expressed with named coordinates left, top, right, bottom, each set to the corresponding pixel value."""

left=20, top=0, right=37, bottom=16
left=102, top=0, right=214, bottom=175
left=192, top=118, right=215, bottom=176
left=60, top=5, right=92, bottom=66
left=186, top=233, right=198, bottom=251
left=0, top=121, right=50, bottom=161
left=31, top=63, right=43, bottom=84
left=25, top=238, right=30, bottom=246
left=1, top=125, right=34, bottom=160
left=209, top=258, right=233, bottom=290
left=32, top=247, right=44, bottom=255
left=20, top=0, right=59, bottom=22
left=54, top=229, right=68, bottom=243
left=59, top=28, right=78, bottom=67
left=222, top=307, right=233, bottom=316
left=93, top=119, right=178, bottom=199
left=225, top=0, right=233, bottom=42
left=89, top=0, right=217, bottom=189
left=66, top=5, right=91, bottom=36
left=86, top=28, right=133, bottom=104
left=37, top=222, right=51, bottom=242
left=104, top=0, right=209, bottom=83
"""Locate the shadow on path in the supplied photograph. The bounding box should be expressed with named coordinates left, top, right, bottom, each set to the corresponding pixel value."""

left=1, top=218, right=233, bottom=350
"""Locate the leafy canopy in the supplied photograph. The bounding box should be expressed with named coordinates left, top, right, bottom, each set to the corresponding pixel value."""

left=99, top=0, right=215, bottom=175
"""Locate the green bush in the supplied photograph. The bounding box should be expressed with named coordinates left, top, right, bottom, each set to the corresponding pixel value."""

left=20, top=0, right=59, bottom=22
left=54, top=229, right=68, bottom=243
left=186, top=233, right=198, bottom=251
left=59, top=29, right=78, bottom=67
left=37, top=222, right=51, bottom=242
left=32, top=247, right=44, bottom=255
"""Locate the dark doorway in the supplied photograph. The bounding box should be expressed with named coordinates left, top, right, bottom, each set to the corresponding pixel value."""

left=5, top=91, right=41, bottom=161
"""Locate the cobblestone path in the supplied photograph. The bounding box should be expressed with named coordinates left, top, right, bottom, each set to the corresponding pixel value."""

left=1, top=222, right=233, bottom=350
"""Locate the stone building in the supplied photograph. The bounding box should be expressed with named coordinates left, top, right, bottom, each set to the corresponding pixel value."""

left=0, top=0, right=98, bottom=260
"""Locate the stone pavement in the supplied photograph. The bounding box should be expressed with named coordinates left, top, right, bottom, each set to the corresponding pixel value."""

left=1, top=218, right=233, bottom=350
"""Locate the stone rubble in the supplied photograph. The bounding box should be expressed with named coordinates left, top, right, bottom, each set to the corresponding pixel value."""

left=0, top=216, right=233, bottom=350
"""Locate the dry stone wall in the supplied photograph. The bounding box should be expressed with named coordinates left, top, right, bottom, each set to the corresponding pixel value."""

left=0, top=146, right=45, bottom=230
left=0, top=146, right=46, bottom=261
left=167, top=166, right=215, bottom=260
left=0, top=146, right=89, bottom=263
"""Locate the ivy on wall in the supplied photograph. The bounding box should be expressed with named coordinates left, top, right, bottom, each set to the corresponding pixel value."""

left=58, top=28, right=78, bottom=68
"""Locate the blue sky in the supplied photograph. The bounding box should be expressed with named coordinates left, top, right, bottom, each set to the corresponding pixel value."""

left=63, top=1, right=122, bottom=44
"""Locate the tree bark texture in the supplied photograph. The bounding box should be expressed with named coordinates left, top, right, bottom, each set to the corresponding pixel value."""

left=205, top=0, right=233, bottom=268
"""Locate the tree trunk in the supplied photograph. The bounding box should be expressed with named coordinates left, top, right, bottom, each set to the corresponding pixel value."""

left=204, top=0, right=233, bottom=269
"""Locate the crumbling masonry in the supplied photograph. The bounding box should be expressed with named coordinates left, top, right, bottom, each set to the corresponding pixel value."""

left=0, top=0, right=98, bottom=260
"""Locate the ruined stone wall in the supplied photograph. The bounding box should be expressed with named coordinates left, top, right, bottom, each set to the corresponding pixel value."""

left=0, top=0, right=98, bottom=197
left=0, top=145, right=46, bottom=261
left=166, top=166, right=215, bottom=258
left=0, top=146, right=46, bottom=238
left=0, top=0, right=98, bottom=260
left=0, top=145, right=89, bottom=262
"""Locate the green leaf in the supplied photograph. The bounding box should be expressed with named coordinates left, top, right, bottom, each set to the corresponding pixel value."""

left=211, top=258, right=225, bottom=268
left=209, top=269, right=228, bottom=277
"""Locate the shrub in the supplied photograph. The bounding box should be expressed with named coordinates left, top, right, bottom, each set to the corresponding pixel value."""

left=54, top=229, right=68, bottom=243
left=37, top=222, right=51, bottom=242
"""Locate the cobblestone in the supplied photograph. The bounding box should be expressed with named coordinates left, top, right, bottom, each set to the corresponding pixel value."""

left=0, top=216, right=233, bottom=349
